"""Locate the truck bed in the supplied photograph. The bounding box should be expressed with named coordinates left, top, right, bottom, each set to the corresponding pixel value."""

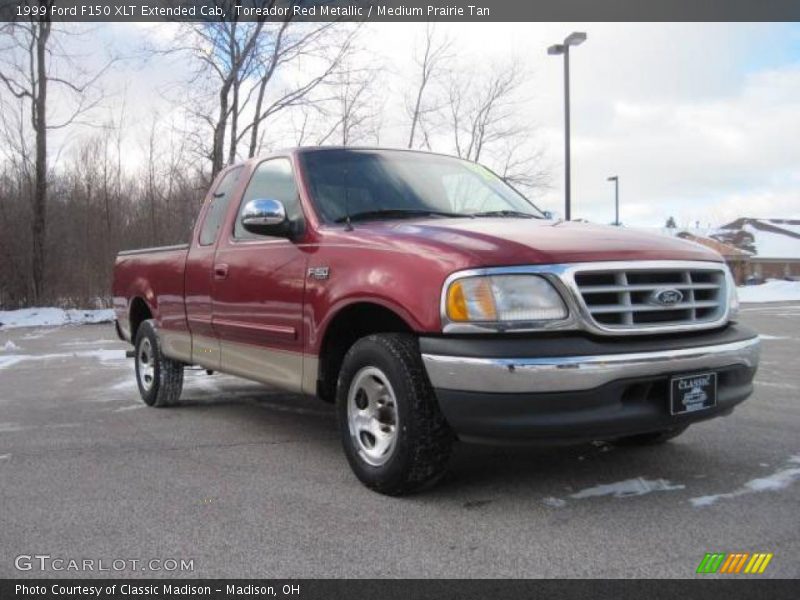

left=112, top=244, right=190, bottom=342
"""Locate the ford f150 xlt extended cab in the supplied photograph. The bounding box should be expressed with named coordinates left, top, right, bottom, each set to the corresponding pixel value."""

left=113, top=147, right=760, bottom=495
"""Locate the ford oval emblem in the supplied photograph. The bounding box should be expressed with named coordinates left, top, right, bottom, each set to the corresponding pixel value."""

left=650, top=288, right=684, bottom=306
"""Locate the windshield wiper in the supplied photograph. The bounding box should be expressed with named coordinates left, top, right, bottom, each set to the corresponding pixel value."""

left=471, top=210, right=540, bottom=219
left=334, top=209, right=471, bottom=223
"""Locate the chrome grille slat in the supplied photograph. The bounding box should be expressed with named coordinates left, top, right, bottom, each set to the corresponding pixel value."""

left=573, top=265, right=727, bottom=331
left=588, top=301, right=720, bottom=314
left=579, top=283, right=720, bottom=293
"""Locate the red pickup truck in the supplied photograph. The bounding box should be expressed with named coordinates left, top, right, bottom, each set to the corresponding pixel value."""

left=113, top=147, right=760, bottom=495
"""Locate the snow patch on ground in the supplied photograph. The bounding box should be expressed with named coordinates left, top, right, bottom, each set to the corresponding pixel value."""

left=541, top=496, right=567, bottom=508
left=759, top=334, right=789, bottom=340
left=76, top=349, right=126, bottom=363
left=2, top=340, right=20, bottom=351
left=754, top=380, right=798, bottom=390
left=0, top=423, right=27, bottom=433
left=0, top=355, right=28, bottom=369
left=738, top=280, right=800, bottom=304
left=571, top=477, right=685, bottom=499
left=0, top=349, right=126, bottom=370
left=0, top=454, right=10, bottom=460
left=690, top=455, right=800, bottom=507
left=60, top=339, right=118, bottom=348
left=113, top=404, right=144, bottom=412
left=111, top=378, right=137, bottom=392
left=0, top=307, right=114, bottom=330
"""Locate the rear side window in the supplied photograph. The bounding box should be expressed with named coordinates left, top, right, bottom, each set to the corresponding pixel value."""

left=233, top=158, right=300, bottom=239
left=199, top=167, right=242, bottom=246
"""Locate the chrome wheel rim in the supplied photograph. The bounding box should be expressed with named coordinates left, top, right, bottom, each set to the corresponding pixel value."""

left=347, top=366, right=399, bottom=467
left=137, top=338, right=155, bottom=392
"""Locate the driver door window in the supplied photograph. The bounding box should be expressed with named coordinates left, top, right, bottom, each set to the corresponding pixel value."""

left=234, top=158, right=299, bottom=239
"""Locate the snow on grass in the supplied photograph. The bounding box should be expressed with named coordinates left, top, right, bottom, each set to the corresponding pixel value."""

left=738, top=280, right=800, bottom=304
left=570, top=477, right=685, bottom=499
left=0, top=307, right=114, bottom=330
left=690, top=455, right=800, bottom=507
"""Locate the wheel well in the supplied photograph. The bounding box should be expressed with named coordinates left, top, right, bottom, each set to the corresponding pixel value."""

left=129, top=297, right=152, bottom=342
left=317, top=303, right=413, bottom=403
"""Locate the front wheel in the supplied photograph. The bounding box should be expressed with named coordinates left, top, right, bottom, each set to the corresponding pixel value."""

left=134, top=319, right=184, bottom=407
left=336, top=334, right=454, bottom=495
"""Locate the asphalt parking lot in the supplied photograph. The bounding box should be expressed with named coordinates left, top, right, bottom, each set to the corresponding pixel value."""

left=0, top=304, right=798, bottom=578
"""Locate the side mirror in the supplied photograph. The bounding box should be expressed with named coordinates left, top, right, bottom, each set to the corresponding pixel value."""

left=240, top=198, right=289, bottom=237
left=543, top=210, right=554, bottom=220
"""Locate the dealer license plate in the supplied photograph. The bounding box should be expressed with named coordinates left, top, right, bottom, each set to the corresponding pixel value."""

left=670, top=372, right=717, bottom=415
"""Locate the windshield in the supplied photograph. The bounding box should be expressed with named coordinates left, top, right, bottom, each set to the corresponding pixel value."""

left=300, top=149, right=544, bottom=223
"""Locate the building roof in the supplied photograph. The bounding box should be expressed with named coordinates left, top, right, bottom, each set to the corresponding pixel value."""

left=675, top=232, right=751, bottom=259
left=711, top=218, right=800, bottom=260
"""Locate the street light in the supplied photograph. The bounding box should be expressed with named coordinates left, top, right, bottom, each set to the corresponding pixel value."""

left=607, top=175, right=620, bottom=226
left=548, top=31, right=587, bottom=221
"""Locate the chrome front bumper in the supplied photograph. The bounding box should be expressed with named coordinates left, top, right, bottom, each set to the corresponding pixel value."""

left=422, top=337, right=761, bottom=394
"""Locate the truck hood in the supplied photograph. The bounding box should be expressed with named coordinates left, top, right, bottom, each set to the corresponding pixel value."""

left=339, top=218, right=722, bottom=267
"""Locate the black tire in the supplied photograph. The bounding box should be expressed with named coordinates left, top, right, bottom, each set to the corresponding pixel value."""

left=336, top=333, right=454, bottom=495
left=134, top=319, right=184, bottom=408
left=613, top=425, right=689, bottom=446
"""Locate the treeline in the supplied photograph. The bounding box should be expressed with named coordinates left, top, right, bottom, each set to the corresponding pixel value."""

left=0, top=135, right=202, bottom=308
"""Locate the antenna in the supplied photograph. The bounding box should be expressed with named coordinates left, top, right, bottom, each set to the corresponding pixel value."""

left=343, top=165, right=353, bottom=231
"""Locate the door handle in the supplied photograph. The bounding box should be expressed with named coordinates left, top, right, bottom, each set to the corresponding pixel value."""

left=214, top=264, right=229, bottom=280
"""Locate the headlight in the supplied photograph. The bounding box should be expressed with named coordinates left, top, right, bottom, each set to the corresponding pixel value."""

left=445, top=274, right=568, bottom=323
left=726, top=266, right=740, bottom=321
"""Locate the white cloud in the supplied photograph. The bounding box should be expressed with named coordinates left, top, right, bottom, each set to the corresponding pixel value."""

left=355, top=22, right=800, bottom=225
left=21, top=21, right=800, bottom=227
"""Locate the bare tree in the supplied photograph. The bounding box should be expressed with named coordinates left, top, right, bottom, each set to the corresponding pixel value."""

left=166, top=3, right=356, bottom=175
left=181, top=11, right=265, bottom=177
left=315, top=62, right=382, bottom=147
left=496, top=138, right=551, bottom=194
left=442, top=60, right=549, bottom=193
left=0, top=5, right=112, bottom=302
left=446, top=62, right=523, bottom=162
left=406, top=24, right=451, bottom=149
left=241, top=22, right=357, bottom=157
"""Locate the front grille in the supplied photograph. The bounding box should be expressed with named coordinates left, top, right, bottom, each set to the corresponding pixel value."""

left=573, top=266, right=727, bottom=330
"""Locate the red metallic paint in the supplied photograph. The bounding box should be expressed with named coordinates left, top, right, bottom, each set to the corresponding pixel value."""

left=113, top=148, right=723, bottom=363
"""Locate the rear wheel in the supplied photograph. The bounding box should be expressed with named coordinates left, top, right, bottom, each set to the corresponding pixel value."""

left=134, top=319, right=184, bottom=407
left=613, top=425, right=689, bottom=446
left=336, top=333, right=454, bottom=495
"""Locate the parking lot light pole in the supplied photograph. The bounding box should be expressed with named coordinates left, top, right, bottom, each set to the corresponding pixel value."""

left=548, top=32, right=586, bottom=221
left=607, top=175, right=619, bottom=225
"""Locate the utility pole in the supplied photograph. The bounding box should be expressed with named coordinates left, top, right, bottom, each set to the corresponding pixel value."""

left=607, top=175, right=620, bottom=225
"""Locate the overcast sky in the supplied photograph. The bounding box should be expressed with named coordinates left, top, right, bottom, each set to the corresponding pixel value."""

left=65, top=22, right=800, bottom=227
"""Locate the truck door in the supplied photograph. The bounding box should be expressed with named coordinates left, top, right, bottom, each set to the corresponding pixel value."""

left=185, top=166, right=244, bottom=370
left=210, top=157, right=308, bottom=393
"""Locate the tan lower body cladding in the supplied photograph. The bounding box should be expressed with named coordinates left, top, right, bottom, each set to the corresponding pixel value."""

left=159, top=329, right=318, bottom=396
